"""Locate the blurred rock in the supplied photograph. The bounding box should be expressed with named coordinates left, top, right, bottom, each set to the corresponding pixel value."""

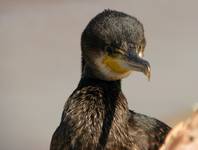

left=160, top=111, right=198, bottom=150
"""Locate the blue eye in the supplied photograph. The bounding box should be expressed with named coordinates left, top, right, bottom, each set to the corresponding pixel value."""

left=105, top=46, right=113, bottom=54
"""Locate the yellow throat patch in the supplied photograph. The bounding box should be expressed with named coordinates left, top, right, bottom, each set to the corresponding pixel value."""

left=102, top=55, right=129, bottom=74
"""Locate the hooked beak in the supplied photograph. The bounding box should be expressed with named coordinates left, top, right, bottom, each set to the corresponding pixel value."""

left=117, top=49, right=151, bottom=80
left=127, top=55, right=151, bottom=80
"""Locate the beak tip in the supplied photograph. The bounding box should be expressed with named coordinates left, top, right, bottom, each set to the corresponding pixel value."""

left=144, top=64, right=151, bottom=81
left=145, top=71, right=151, bottom=81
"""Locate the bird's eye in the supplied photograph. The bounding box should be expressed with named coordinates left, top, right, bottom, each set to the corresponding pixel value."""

left=105, top=46, right=114, bottom=54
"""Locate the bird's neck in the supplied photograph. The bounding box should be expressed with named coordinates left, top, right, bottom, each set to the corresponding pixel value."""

left=76, top=76, right=129, bottom=145
left=78, top=76, right=121, bottom=92
left=79, top=58, right=129, bottom=127
left=78, top=68, right=129, bottom=125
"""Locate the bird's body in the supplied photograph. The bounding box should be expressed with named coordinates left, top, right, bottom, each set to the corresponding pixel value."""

left=51, top=78, right=170, bottom=150
left=50, top=10, right=171, bottom=150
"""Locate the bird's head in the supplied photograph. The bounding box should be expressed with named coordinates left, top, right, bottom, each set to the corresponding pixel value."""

left=81, top=10, right=151, bottom=81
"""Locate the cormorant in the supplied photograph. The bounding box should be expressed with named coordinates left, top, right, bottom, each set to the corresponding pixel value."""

left=50, top=10, right=171, bottom=150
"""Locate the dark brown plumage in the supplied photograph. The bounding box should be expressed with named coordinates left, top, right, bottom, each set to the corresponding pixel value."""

left=50, top=10, right=171, bottom=150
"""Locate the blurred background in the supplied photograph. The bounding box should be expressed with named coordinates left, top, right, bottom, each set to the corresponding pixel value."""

left=0, top=0, right=198, bottom=149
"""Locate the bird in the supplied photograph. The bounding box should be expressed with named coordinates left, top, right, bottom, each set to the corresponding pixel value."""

left=50, top=9, right=171, bottom=150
